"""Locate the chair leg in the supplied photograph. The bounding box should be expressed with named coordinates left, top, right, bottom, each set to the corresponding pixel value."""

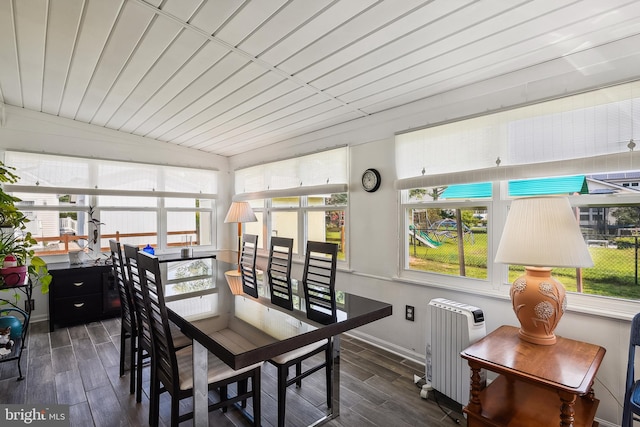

left=277, top=365, right=288, bottom=427
left=150, top=372, right=160, bottom=427
left=129, top=333, right=136, bottom=395
left=252, top=369, right=261, bottom=427
left=325, top=345, right=332, bottom=409
left=221, top=385, right=228, bottom=413
left=119, top=327, right=126, bottom=377
left=171, top=393, right=180, bottom=427
left=136, top=344, right=144, bottom=403
left=238, top=379, right=248, bottom=408
left=295, top=362, right=302, bottom=387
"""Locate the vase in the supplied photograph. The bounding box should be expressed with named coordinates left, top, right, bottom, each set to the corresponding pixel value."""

left=510, top=266, right=566, bottom=345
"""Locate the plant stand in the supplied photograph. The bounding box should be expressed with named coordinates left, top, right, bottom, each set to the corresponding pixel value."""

left=0, top=277, right=32, bottom=381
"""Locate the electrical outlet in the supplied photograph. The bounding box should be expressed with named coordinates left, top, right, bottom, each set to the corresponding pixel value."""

left=405, top=305, right=415, bottom=321
left=25, top=299, right=34, bottom=312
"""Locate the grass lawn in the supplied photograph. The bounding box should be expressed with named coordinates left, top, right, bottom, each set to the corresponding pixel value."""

left=409, top=233, right=640, bottom=300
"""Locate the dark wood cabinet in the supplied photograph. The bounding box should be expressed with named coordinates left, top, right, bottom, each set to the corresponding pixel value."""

left=48, top=263, right=120, bottom=332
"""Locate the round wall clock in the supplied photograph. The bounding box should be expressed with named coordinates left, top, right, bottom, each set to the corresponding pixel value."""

left=361, top=168, right=381, bottom=192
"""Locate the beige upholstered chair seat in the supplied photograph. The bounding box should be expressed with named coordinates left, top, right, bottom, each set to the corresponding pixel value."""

left=175, top=346, right=262, bottom=391
left=170, top=323, right=191, bottom=348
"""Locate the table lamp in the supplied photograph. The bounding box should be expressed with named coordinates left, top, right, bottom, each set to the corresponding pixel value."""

left=494, top=196, right=593, bottom=345
left=224, top=202, right=257, bottom=295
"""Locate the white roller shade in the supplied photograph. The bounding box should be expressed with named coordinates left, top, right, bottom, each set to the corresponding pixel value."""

left=234, top=147, right=348, bottom=199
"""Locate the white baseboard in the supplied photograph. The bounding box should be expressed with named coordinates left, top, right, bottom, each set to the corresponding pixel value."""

left=346, top=329, right=425, bottom=366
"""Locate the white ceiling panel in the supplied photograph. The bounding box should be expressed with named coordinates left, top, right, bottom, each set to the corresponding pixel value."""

left=13, top=0, right=47, bottom=111
left=75, top=0, right=156, bottom=122
left=57, top=0, right=124, bottom=119
left=160, top=70, right=285, bottom=143
left=177, top=79, right=304, bottom=147
left=89, top=15, right=184, bottom=127
left=0, top=1, right=21, bottom=105
left=187, top=0, right=244, bottom=35
left=2, top=0, right=640, bottom=158
left=140, top=52, right=251, bottom=139
left=212, top=0, right=289, bottom=47
left=122, top=41, right=231, bottom=135
left=41, top=0, right=84, bottom=115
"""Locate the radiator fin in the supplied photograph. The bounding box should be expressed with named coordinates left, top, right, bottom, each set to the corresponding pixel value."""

left=426, top=298, right=486, bottom=406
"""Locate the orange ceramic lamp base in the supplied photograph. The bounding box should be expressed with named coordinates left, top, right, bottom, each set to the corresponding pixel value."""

left=510, top=266, right=566, bottom=346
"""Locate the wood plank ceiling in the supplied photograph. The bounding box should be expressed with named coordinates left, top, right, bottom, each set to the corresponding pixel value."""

left=1, top=0, right=640, bottom=157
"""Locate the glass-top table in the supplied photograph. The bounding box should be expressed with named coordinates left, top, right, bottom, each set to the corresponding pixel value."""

left=166, top=259, right=392, bottom=426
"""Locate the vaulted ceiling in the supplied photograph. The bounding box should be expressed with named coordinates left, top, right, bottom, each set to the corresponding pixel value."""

left=2, top=0, right=640, bottom=157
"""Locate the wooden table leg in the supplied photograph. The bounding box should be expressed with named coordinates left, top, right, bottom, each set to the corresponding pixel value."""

left=558, top=391, right=577, bottom=427
left=466, top=362, right=483, bottom=414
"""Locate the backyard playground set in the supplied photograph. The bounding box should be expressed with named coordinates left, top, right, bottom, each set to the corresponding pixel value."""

left=409, top=219, right=475, bottom=248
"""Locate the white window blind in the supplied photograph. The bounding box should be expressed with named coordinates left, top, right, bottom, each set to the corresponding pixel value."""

left=396, top=80, right=640, bottom=189
left=3, top=152, right=217, bottom=197
left=234, top=147, right=348, bottom=200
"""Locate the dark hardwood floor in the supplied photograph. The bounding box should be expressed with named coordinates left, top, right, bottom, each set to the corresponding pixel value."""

left=0, top=318, right=466, bottom=426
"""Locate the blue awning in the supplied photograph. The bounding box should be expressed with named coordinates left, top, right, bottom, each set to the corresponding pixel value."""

left=508, top=175, right=588, bottom=196
left=441, top=182, right=492, bottom=199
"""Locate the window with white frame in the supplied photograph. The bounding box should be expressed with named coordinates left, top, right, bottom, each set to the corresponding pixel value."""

left=397, top=80, right=640, bottom=302
left=3, top=152, right=218, bottom=316
left=236, top=148, right=348, bottom=262
left=3, top=152, right=217, bottom=257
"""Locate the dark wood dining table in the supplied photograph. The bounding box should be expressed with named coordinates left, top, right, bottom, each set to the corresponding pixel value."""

left=165, top=258, right=393, bottom=426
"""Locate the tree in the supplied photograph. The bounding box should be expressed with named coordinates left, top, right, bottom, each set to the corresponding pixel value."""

left=612, top=206, right=640, bottom=227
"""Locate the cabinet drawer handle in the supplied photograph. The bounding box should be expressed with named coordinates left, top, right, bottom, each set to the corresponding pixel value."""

left=73, top=303, right=85, bottom=308
left=73, top=282, right=84, bottom=287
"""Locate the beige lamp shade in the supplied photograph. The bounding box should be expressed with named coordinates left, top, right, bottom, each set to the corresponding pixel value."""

left=224, top=201, right=257, bottom=223
left=495, top=196, right=593, bottom=345
left=225, top=201, right=258, bottom=274
left=495, top=196, right=593, bottom=268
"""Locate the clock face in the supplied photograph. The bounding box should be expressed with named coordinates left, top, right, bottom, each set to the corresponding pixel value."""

left=362, top=168, right=381, bottom=192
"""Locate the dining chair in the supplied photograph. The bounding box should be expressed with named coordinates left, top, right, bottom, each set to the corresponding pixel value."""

left=122, top=243, right=156, bottom=422
left=240, top=233, right=259, bottom=297
left=109, top=239, right=137, bottom=396
left=623, top=312, right=640, bottom=426
left=268, top=241, right=338, bottom=427
left=302, top=241, right=338, bottom=325
left=136, top=251, right=262, bottom=427
left=122, top=244, right=191, bottom=415
left=267, top=236, right=294, bottom=310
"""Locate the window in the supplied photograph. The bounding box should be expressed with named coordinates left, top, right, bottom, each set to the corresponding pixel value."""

left=402, top=173, right=640, bottom=301
left=396, top=80, right=640, bottom=305
left=4, top=152, right=217, bottom=257
left=402, top=185, right=489, bottom=280
left=246, top=193, right=348, bottom=261
left=234, top=148, right=349, bottom=262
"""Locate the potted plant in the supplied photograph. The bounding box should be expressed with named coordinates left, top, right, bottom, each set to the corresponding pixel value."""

left=0, top=161, right=51, bottom=293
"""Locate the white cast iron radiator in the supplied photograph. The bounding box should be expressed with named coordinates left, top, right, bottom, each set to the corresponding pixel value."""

left=426, top=298, right=486, bottom=406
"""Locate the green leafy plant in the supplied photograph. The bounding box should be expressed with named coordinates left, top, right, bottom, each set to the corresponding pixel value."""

left=0, top=161, right=52, bottom=293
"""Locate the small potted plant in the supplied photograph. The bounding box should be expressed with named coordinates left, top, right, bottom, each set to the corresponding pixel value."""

left=0, top=162, right=51, bottom=292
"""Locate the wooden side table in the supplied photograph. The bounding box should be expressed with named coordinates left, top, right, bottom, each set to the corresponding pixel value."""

left=461, top=325, right=606, bottom=427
